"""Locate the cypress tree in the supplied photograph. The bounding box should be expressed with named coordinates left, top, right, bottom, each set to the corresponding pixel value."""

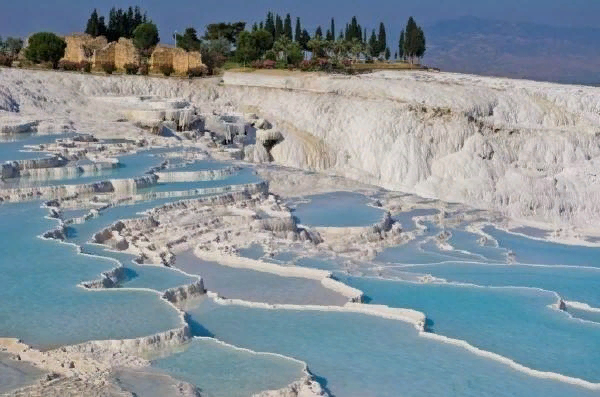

left=385, top=47, right=390, bottom=60
left=107, top=8, right=118, bottom=41
left=326, top=29, right=333, bottom=41
left=330, top=18, right=335, bottom=42
left=134, top=6, right=143, bottom=27
left=368, top=29, right=378, bottom=58
left=300, top=29, right=310, bottom=51
left=315, top=26, right=323, bottom=38
left=252, top=23, right=259, bottom=32
left=265, top=12, right=275, bottom=39
left=377, top=22, right=386, bottom=55
left=275, top=15, right=284, bottom=39
left=415, top=26, right=426, bottom=60
left=85, top=9, right=100, bottom=37
left=126, top=7, right=134, bottom=36
left=404, top=17, right=417, bottom=61
left=398, top=30, right=405, bottom=60
left=363, top=28, right=367, bottom=43
left=259, top=21, right=264, bottom=30
left=284, top=14, right=293, bottom=40
left=295, top=17, right=302, bottom=42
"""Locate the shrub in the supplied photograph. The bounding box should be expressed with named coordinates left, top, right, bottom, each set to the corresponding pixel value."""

left=25, top=32, right=66, bottom=68
left=264, top=50, right=276, bottom=61
left=262, top=59, right=276, bottom=69
left=124, top=63, right=139, bottom=75
left=78, top=61, right=92, bottom=73
left=139, top=63, right=149, bottom=75
left=299, top=60, right=313, bottom=71
left=160, top=64, right=174, bottom=76
left=101, top=62, right=116, bottom=74
left=187, top=67, right=206, bottom=77
left=58, top=60, right=78, bottom=71
left=0, top=54, right=13, bottom=67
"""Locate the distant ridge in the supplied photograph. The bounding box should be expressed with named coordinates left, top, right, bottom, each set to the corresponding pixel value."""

left=425, top=16, right=600, bottom=85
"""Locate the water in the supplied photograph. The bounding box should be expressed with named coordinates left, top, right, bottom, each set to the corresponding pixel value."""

left=0, top=203, right=181, bottom=349
left=291, top=192, right=384, bottom=227
left=237, top=243, right=265, bottom=260
left=190, top=300, right=599, bottom=397
left=0, top=133, right=71, bottom=162
left=484, top=226, right=600, bottom=267
left=396, top=262, right=600, bottom=308
left=142, top=167, right=260, bottom=193
left=83, top=245, right=199, bottom=292
left=393, top=208, right=439, bottom=231
left=153, top=337, right=306, bottom=397
left=175, top=251, right=347, bottom=306
left=0, top=352, right=46, bottom=394
left=340, top=275, right=600, bottom=383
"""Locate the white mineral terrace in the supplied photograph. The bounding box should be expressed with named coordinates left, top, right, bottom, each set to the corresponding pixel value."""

left=1, top=67, right=600, bottom=397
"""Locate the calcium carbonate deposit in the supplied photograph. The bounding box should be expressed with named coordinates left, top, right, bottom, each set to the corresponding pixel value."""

left=1, top=67, right=600, bottom=397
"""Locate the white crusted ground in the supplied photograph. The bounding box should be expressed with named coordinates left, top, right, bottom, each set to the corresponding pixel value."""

left=2, top=67, right=599, bottom=396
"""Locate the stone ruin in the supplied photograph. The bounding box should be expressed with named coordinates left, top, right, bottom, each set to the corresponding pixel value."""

left=149, top=45, right=205, bottom=74
left=61, top=33, right=205, bottom=75
left=62, top=33, right=108, bottom=63
left=92, top=37, right=140, bottom=70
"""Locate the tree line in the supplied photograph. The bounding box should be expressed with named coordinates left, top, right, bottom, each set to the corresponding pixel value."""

left=85, top=6, right=150, bottom=42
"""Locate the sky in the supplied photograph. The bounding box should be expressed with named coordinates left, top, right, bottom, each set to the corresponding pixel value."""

left=1, top=0, right=598, bottom=47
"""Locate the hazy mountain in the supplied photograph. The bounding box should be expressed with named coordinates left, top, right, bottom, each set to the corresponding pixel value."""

left=424, top=16, right=600, bottom=85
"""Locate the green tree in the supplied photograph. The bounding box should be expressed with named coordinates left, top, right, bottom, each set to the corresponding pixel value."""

left=85, top=9, right=101, bottom=37
left=133, top=22, right=159, bottom=53
left=2, top=37, right=24, bottom=56
left=134, top=6, right=143, bottom=27
left=204, top=22, right=246, bottom=44
left=25, top=32, right=66, bottom=68
left=265, top=12, right=275, bottom=39
left=299, top=29, right=310, bottom=51
left=126, top=7, right=135, bottom=36
left=350, top=38, right=365, bottom=61
left=315, top=26, right=323, bottom=39
left=402, top=17, right=426, bottom=63
left=284, top=14, right=293, bottom=40
left=398, top=30, right=405, bottom=60
left=307, top=36, right=327, bottom=58
left=252, top=23, right=258, bottom=32
left=252, top=29, right=273, bottom=57
left=287, top=42, right=304, bottom=65
left=385, top=47, right=391, bottom=60
left=294, top=17, right=302, bottom=42
left=176, top=27, right=201, bottom=51
left=363, top=27, right=367, bottom=43
left=275, top=15, right=283, bottom=39
left=330, top=18, right=335, bottom=42
left=377, top=22, right=387, bottom=55
left=236, top=31, right=258, bottom=64
left=368, top=29, right=378, bottom=58
left=415, top=26, right=426, bottom=59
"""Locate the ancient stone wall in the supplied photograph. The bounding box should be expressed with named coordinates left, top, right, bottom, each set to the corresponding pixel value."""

left=92, top=38, right=140, bottom=71
left=62, top=34, right=108, bottom=63
left=149, top=45, right=174, bottom=72
left=150, top=45, right=205, bottom=75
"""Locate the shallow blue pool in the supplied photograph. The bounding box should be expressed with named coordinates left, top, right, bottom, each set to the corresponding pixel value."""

left=189, top=299, right=599, bottom=397
left=291, top=192, right=384, bottom=227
